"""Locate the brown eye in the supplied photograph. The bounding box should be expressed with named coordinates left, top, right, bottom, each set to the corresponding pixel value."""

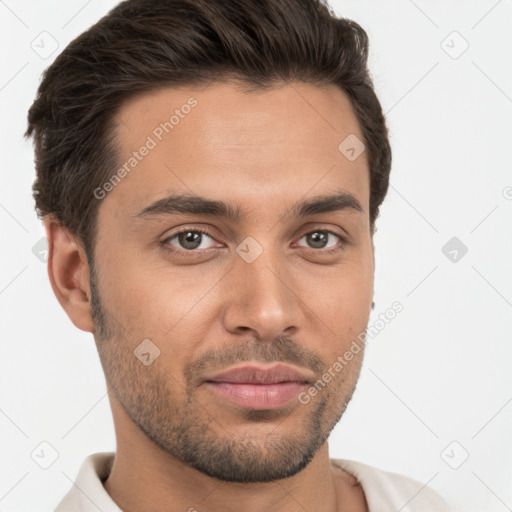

left=164, top=229, right=217, bottom=251
left=297, top=230, right=342, bottom=250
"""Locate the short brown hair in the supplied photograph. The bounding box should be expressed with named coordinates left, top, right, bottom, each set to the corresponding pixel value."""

left=25, top=0, right=392, bottom=263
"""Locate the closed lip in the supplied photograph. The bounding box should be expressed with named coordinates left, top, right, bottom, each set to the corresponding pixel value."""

left=203, top=363, right=315, bottom=385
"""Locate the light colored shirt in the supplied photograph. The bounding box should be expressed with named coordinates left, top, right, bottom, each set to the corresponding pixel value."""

left=54, top=452, right=450, bottom=511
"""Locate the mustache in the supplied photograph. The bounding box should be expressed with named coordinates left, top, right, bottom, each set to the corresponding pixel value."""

left=184, top=335, right=326, bottom=386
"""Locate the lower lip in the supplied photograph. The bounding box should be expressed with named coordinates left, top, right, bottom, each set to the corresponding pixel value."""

left=205, top=382, right=306, bottom=410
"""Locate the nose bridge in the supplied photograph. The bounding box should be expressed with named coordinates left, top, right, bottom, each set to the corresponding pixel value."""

left=222, top=240, right=302, bottom=337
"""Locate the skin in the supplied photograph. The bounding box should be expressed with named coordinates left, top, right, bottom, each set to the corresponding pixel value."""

left=45, top=81, right=373, bottom=512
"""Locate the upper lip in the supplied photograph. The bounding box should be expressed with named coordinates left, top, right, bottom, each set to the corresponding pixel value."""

left=204, top=363, right=314, bottom=385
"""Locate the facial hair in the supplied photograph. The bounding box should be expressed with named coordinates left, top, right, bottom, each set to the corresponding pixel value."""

left=88, top=257, right=364, bottom=483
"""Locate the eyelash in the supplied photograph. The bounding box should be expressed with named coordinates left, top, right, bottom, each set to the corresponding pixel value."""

left=160, top=227, right=348, bottom=257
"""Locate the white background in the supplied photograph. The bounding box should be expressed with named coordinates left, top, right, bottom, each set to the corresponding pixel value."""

left=1, top=1, right=511, bottom=511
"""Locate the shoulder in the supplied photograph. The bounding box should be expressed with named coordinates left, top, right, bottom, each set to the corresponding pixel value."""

left=54, top=452, right=118, bottom=512
left=330, top=458, right=450, bottom=512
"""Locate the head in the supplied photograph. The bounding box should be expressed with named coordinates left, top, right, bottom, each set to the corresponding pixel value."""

left=26, top=0, right=391, bottom=483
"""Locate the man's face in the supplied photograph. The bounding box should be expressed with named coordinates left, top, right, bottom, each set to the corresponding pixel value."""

left=89, top=81, right=374, bottom=482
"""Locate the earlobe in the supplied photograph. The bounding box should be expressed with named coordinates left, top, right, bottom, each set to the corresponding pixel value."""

left=43, top=217, right=95, bottom=333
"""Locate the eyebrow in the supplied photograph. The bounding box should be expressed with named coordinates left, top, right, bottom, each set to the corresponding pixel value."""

left=134, top=189, right=364, bottom=222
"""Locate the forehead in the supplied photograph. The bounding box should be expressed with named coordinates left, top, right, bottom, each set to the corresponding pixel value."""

left=102, top=81, right=369, bottom=224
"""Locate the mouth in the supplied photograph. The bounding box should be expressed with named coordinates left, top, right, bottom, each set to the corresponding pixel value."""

left=203, top=363, right=313, bottom=410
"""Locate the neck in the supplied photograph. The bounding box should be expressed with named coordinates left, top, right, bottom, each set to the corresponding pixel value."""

left=103, top=394, right=366, bottom=512
left=104, top=444, right=340, bottom=512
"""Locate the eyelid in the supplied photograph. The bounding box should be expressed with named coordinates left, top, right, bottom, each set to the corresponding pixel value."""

left=161, top=226, right=220, bottom=251
left=160, top=224, right=349, bottom=256
left=295, top=229, right=346, bottom=247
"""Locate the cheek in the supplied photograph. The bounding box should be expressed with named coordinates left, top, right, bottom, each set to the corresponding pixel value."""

left=97, top=235, right=373, bottom=345
left=297, top=253, right=373, bottom=355
left=99, top=255, right=222, bottom=373
left=302, top=253, right=373, bottom=314
left=98, top=244, right=202, bottom=323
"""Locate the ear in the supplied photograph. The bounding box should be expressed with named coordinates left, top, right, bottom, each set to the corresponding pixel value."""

left=371, top=236, right=375, bottom=274
left=43, top=216, right=94, bottom=333
left=370, top=234, right=376, bottom=310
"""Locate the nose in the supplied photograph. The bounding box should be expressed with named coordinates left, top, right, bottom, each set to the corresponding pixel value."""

left=221, top=246, right=304, bottom=340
